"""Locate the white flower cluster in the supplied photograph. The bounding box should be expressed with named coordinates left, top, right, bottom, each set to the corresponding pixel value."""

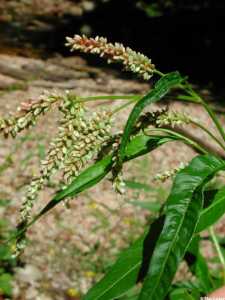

left=63, top=110, right=112, bottom=183
left=66, top=35, right=155, bottom=80
left=19, top=93, right=113, bottom=226
left=0, top=91, right=61, bottom=138
left=112, top=172, right=126, bottom=194
left=154, top=162, right=187, bottom=182
left=19, top=96, right=85, bottom=224
left=156, top=111, right=191, bottom=128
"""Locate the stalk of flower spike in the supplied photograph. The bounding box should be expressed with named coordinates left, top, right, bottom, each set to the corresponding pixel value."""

left=65, top=35, right=155, bottom=80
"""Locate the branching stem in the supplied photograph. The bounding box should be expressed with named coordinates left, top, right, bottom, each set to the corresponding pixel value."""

left=183, top=83, right=225, bottom=142
left=76, top=95, right=142, bottom=102
left=190, top=120, right=225, bottom=153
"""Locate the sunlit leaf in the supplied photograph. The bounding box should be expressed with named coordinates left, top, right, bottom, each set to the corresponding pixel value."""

left=119, top=72, right=183, bottom=161
left=169, top=288, right=195, bottom=300
left=196, top=186, right=225, bottom=232
left=83, top=217, right=164, bottom=300
left=139, top=155, right=225, bottom=300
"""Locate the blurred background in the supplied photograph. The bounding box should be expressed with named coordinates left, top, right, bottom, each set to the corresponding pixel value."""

left=0, top=0, right=225, bottom=94
left=0, top=0, right=225, bottom=91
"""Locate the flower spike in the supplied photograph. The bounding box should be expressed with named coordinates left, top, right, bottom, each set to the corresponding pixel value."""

left=66, top=35, right=155, bottom=80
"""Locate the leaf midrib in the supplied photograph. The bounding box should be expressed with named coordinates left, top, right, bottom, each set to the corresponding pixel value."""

left=144, top=161, right=225, bottom=299
left=91, top=261, right=142, bottom=300
left=146, top=190, right=198, bottom=299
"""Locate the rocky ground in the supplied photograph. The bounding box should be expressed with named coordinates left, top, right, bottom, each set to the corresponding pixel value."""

left=0, top=52, right=225, bottom=300
left=0, top=0, right=95, bottom=23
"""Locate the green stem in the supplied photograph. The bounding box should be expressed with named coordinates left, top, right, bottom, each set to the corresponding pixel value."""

left=76, top=95, right=142, bottom=102
left=183, top=83, right=225, bottom=142
left=153, top=69, right=165, bottom=77
left=190, top=120, right=225, bottom=152
left=76, top=94, right=142, bottom=115
left=111, top=99, right=138, bottom=115
left=175, top=94, right=201, bottom=104
left=174, top=95, right=225, bottom=115
left=201, top=101, right=225, bottom=142
left=209, top=226, right=225, bottom=284
left=144, top=128, right=208, bottom=155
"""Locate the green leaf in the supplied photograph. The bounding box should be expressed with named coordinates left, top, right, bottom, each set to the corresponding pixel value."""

left=119, top=72, right=183, bottom=161
left=83, top=217, right=165, bottom=300
left=196, top=186, right=225, bottom=232
left=195, top=254, right=214, bottom=292
left=169, top=288, right=195, bottom=300
left=117, top=286, right=140, bottom=300
left=0, top=199, right=11, bottom=207
left=0, top=245, right=12, bottom=261
left=139, top=155, right=225, bottom=300
left=185, top=236, right=213, bottom=293
left=84, top=235, right=143, bottom=300
left=0, top=273, right=12, bottom=296
left=171, top=281, right=201, bottom=299
left=118, top=294, right=139, bottom=300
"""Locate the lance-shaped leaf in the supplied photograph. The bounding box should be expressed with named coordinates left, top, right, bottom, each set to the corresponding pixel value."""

left=118, top=71, right=184, bottom=162
left=196, top=186, right=225, bottom=233
left=139, top=155, right=225, bottom=300
left=83, top=217, right=165, bottom=300
left=169, top=288, right=195, bottom=300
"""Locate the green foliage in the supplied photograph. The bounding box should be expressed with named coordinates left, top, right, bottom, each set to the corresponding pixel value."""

left=0, top=201, right=16, bottom=297
left=1, top=34, right=225, bottom=299
left=169, top=288, right=196, bottom=300
left=139, top=155, right=225, bottom=300
left=84, top=217, right=164, bottom=300
left=185, top=236, right=213, bottom=293
left=83, top=233, right=145, bottom=300
left=118, top=72, right=183, bottom=162
left=32, top=134, right=176, bottom=222
left=0, top=273, right=13, bottom=297
left=196, top=186, right=225, bottom=232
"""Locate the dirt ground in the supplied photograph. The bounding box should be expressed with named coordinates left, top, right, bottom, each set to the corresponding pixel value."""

left=0, top=53, right=225, bottom=300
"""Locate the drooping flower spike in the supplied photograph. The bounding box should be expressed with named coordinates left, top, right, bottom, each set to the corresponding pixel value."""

left=66, top=35, right=155, bottom=80
left=0, top=91, right=61, bottom=138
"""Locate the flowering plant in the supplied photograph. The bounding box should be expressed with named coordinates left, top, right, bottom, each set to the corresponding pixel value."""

left=1, top=35, right=225, bottom=299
